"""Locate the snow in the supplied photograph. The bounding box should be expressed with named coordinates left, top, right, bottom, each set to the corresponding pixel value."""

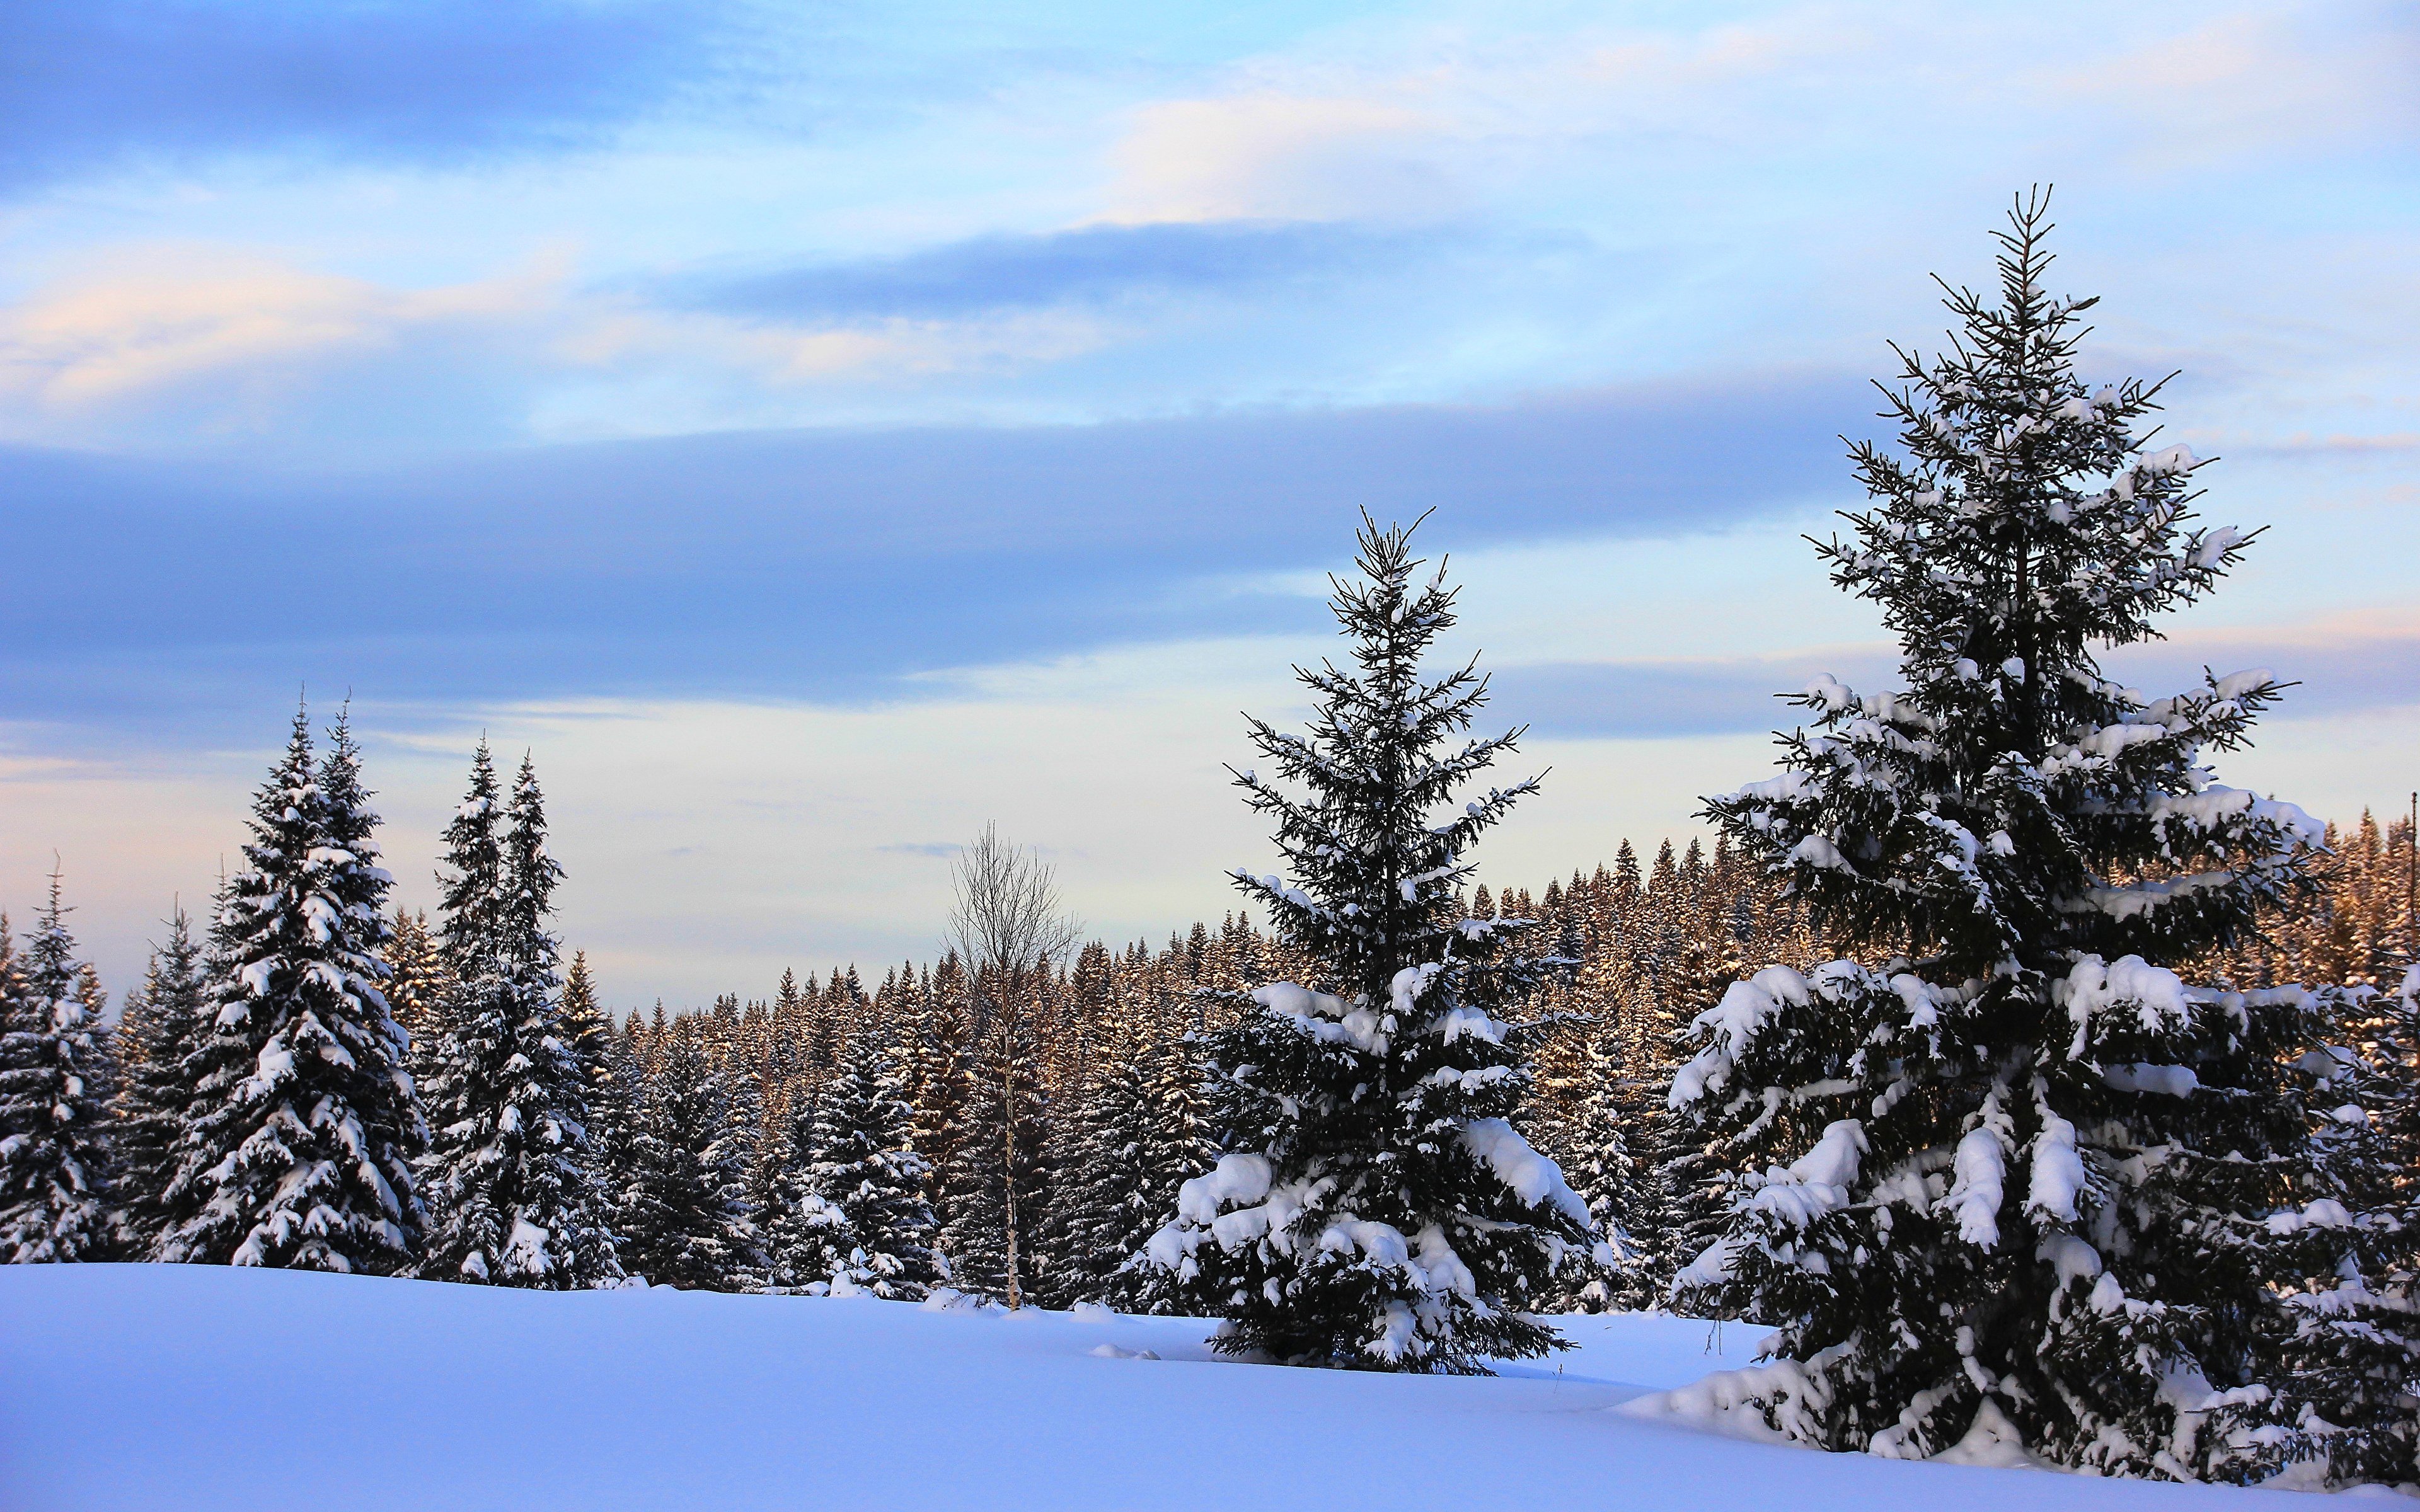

left=2025, top=1106, right=2087, bottom=1226
left=1173, top=1153, right=1272, bottom=1225
left=1252, top=980, right=1385, bottom=1052
left=1945, top=1126, right=2007, bottom=1247
left=1790, top=835, right=1856, bottom=874
left=1672, top=966, right=1816, bottom=1107
left=1743, top=1119, right=1867, bottom=1228
left=2058, top=954, right=2189, bottom=1053
left=1459, top=1118, right=1591, bottom=1226
left=2099, top=1063, right=2199, bottom=1097
left=0, top=1264, right=2324, bottom=1511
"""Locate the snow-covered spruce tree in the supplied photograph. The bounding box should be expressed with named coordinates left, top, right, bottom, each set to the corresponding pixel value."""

left=798, top=1029, right=941, bottom=1298
left=495, top=756, right=619, bottom=1285
left=417, top=742, right=510, bottom=1278
left=110, top=905, right=208, bottom=1253
left=0, top=873, right=115, bottom=1263
left=162, top=707, right=425, bottom=1272
left=2265, top=966, right=2420, bottom=1486
left=1047, top=1034, right=1162, bottom=1309
left=1674, top=192, right=2383, bottom=1480
left=1543, top=1019, right=1651, bottom=1312
left=421, top=749, right=620, bottom=1287
left=618, top=1027, right=761, bottom=1290
left=1141, top=514, right=1594, bottom=1372
left=385, top=907, right=451, bottom=1090
left=756, top=1080, right=829, bottom=1291
left=1069, top=1033, right=1219, bottom=1314
left=555, top=948, right=626, bottom=1263
left=587, top=999, right=647, bottom=1239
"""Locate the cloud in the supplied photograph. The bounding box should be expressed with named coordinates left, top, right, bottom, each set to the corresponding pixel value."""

left=1103, top=94, right=1444, bottom=224
left=1493, top=648, right=1897, bottom=740
left=1085, top=4, right=2417, bottom=232
left=0, top=248, right=555, bottom=418
left=674, top=220, right=1440, bottom=321
left=0, top=369, right=1862, bottom=745
left=1498, top=617, right=2420, bottom=743
left=2051, top=6, right=2420, bottom=170
left=0, top=0, right=747, bottom=192
left=0, top=247, right=1130, bottom=447
left=2104, top=616, right=2420, bottom=719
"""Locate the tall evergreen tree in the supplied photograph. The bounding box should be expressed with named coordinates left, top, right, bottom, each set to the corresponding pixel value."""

left=0, top=872, right=115, bottom=1263
left=618, top=1028, right=761, bottom=1290
left=796, top=1029, right=940, bottom=1298
left=1046, top=1035, right=1157, bottom=1309
left=422, top=749, right=619, bottom=1286
left=1142, top=515, right=1593, bottom=1372
left=386, top=908, right=451, bottom=1093
left=756, top=1077, right=829, bottom=1292
left=1057, top=1032, right=1218, bottom=1312
left=1542, top=1018, right=1649, bottom=1311
left=163, top=707, right=425, bottom=1272
left=110, top=905, right=208, bottom=1254
left=1673, top=193, right=2388, bottom=1480
left=897, top=961, right=969, bottom=1240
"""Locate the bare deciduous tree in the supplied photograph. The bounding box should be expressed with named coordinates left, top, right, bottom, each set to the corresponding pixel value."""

left=945, top=823, right=1080, bottom=1309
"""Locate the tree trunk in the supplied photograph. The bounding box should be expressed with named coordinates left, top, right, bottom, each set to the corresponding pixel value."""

left=1001, top=1048, right=1022, bottom=1310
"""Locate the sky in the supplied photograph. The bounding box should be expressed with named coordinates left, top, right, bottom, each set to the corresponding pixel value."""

left=2, top=0, right=2415, bottom=1009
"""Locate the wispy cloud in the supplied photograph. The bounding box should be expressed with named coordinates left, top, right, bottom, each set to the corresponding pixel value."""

left=671, top=220, right=1441, bottom=321
left=0, top=247, right=558, bottom=415
left=1502, top=611, right=2420, bottom=742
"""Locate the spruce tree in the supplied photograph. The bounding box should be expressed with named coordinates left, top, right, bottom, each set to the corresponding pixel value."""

left=422, top=749, right=620, bottom=1286
left=0, top=873, right=115, bottom=1263
left=1674, top=192, right=2386, bottom=1480
left=110, top=905, right=208, bottom=1253
left=1543, top=1019, right=1649, bottom=1311
left=386, top=908, right=451, bottom=1091
left=756, top=1079, right=829, bottom=1291
left=618, top=1028, right=761, bottom=1290
left=418, top=742, right=510, bottom=1277
left=1141, top=514, right=1593, bottom=1372
left=1059, top=1032, right=1218, bottom=1312
left=1047, top=1037, right=1159, bottom=1308
left=2241, top=965, right=2419, bottom=1487
left=162, top=707, right=425, bottom=1272
left=798, top=1029, right=941, bottom=1298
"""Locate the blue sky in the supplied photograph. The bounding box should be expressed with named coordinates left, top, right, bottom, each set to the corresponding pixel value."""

left=3, top=0, right=2415, bottom=1005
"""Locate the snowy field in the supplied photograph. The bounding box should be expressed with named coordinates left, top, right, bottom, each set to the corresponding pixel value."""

left=0, top=1266, right=2334, bottom=1512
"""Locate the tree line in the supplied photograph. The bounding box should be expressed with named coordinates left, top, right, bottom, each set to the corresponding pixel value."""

left=5, top=191, right=2417, bottom=1486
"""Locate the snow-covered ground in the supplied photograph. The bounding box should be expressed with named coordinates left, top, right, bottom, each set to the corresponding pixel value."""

left=1, top=1265, right=2316, bottom=1511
